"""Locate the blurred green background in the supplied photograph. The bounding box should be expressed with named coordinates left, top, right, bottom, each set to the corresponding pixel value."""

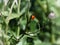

left=0, top=0, right=60, bottom=45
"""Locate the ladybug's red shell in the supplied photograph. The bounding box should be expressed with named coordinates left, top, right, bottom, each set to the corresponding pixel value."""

left=31, top=15, right=35, bottom=20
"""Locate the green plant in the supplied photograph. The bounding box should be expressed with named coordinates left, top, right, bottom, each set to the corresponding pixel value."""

left=0, top=0, right=60, bottom=45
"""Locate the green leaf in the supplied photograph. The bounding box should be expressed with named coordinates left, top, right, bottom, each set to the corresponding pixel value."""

left=30, top=20, right=37, bottom=33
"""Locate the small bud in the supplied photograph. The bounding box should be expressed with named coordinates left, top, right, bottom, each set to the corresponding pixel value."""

left=48, top=12, right=56, bottom=19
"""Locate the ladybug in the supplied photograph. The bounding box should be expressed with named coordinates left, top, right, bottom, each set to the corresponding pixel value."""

left=31, top=15, right=35, bottom=20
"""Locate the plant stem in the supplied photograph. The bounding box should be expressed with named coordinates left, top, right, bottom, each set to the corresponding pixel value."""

left=17, top=0, right=21, bottom=36
left=49, top=20, right=55, bottom=44
left=5, top=24, right=8, bottom=45
left=10, top=0, right=15, bottom=14
left=51, top=23, right=55, bottom=44
left=17, top=26, right=20, bottom=36
left=18, top=0, right=21, bottom=14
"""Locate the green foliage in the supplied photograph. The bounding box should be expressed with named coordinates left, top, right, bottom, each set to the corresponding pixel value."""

left=0, top=0, right=60, bottom=45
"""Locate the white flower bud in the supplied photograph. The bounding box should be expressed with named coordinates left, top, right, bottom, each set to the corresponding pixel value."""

left=48, top=12, right=56, bottom=19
